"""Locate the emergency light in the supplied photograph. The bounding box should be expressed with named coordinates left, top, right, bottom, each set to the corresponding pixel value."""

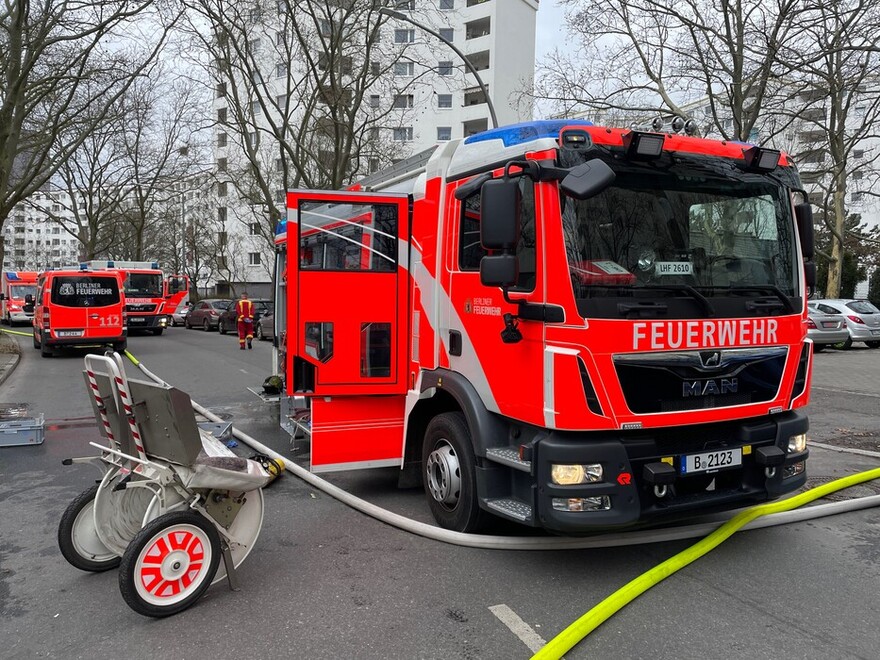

left=741, top=146, right=780, bottom=172
left=622, top=130, right=665, bottom=159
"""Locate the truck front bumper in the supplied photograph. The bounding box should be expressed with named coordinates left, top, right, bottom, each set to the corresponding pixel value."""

left=484, top=410, right=809, bottom=534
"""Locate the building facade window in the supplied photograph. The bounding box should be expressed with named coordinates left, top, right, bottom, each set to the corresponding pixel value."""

left=439, top=28, right=454, bottom=42
left=440, top=0, right=454, bottom=9
left=438, top=60, right=453, bottom=75
left=393, top=94, right=414, bottom=109
left=437, top=93, right=453, bottom=108
left=249, top=252, right=262, bottom=266
left=437, top=126, right=452, bottom=141
left=392, top=127, right=413, bottom=142
left=393, top=61, right=414, bottom=76
left=394, top=29, right=415, bottom=43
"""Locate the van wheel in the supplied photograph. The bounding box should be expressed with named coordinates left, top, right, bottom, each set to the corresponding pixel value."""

left=422, top=412, right=489, bottom=533
left=33, top=331, right=40, bottom=349
left=41, top=340, right=53, bottom=358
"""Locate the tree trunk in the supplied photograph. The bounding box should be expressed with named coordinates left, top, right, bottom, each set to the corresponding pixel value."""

left=825, top=188, right=847, bottom=298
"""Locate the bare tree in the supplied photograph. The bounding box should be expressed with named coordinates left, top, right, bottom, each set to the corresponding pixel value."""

left=181, top=0, right=427, bottom=266
left=539, top=0, right=805, bottom=141
left=777, top=0, right=880, bottom=297
left=0, top=1, right=178, bottom=265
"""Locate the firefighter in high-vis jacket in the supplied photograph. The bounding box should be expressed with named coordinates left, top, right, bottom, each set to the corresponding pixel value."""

left=235, top=292, right=254, bottom=350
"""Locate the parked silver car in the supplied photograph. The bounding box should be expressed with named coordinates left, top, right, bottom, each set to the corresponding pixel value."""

left=806, top=302, right=849, bottom=352
left=809, top=299, right=880, bottom=349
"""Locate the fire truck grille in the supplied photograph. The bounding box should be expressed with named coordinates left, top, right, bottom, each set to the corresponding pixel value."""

left=613, top=347, right=787, bottom=414
left=126, top=303, right=157, bottom=313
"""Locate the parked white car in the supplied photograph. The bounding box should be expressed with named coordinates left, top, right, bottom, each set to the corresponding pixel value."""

left=806, top=302, right=849, bottom=352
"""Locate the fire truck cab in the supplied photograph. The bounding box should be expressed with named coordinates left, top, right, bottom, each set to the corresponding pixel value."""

left=282, top=119, right=815, bottom=534
left=33, top=268, right=127, bottom=358
left=1, top=270, right=39, bottom=325
left=82, top=261, right=189, bottom=335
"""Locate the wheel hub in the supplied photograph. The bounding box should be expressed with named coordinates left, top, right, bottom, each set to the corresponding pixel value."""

left=426, top=442, right=461, bottom=508
left=137, top=528, right=206, bottom=601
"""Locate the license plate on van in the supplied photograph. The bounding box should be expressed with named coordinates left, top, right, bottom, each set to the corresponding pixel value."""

left=681, top=448, right=742, bottom=474
left=57, top=330, right=83, bottom=338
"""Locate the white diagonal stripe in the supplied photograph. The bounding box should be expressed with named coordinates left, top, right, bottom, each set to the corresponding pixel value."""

left=489, top=604, right=548, bottom=654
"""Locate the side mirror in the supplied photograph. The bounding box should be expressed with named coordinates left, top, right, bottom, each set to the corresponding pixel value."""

left=560, top=159, right=616, bottom=200
left=795, top=203, right=814, bottom=260
left=480, top=255, right=518, bottom=288
left=480, top=178, right=520, bottom=250
left=804, top=261, right=816, bottom=293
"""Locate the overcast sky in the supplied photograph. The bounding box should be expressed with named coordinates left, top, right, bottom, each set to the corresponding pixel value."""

left=535, top=0, right=570, bottom=62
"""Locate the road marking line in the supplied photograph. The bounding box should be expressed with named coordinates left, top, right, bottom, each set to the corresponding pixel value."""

left=489, top=604, right=547, bottom=654
left=812, top=386, right=880, bottom=399
left=809, top=441, right=880, bottom=458
left=239, top=369, right=249, bottom=374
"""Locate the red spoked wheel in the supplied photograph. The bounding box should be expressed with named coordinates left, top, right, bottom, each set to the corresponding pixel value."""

left=118, top=511, right=221, bottom=617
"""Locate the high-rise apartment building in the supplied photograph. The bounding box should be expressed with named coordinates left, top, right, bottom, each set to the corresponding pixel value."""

left=207, top=0, right=539, bottom=295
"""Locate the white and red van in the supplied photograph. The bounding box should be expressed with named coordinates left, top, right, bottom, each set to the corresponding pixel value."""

left=1, top=270, right=39, bottom=325
left=32, top=269, right=127, bottom=357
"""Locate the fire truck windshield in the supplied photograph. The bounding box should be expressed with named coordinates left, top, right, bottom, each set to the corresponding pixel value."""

left=561, top=160, right=800, bottom=319
left=10, top=285, right=37, bottom=299
left=124, top=273, right=163, bottom=298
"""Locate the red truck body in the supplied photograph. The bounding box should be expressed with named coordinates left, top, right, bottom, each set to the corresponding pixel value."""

left=279, top=120, right=814, bottom=534
left=1, top=270, right=39, bottom=325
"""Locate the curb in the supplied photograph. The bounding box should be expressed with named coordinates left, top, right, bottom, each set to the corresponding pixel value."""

left=0, top=332, right=22, bottom=388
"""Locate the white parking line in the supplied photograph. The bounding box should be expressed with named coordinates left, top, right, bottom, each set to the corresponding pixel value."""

left=489, top=604, right=547, bottom=654
left=239, top=369, right=249, bottom=374
left=809, top=441, right=880, bottom=458
left=812, top=386, right=880, bottom=399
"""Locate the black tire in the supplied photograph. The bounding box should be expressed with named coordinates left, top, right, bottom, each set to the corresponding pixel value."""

left=866, top=341, right=880, bottom=349
left=421, top=412, right=489, bottom=533
left=33, top=331, right=40, bottom=349
left=833, top=336, right=853, bottom=350
left=813, top=344, right=825, bottom=353
left=113, top=340, right=127, bottom=353
left=203, top=319, right=210, bottom=332
left=40, top=339, right=53, bottom=358
left=152, top=327, right=164, bottom=336
left=58, top=485, right=121, bottom=572
left=218, top=319, right=227, bottom=335
left=118, top=511, right=221, bottom=618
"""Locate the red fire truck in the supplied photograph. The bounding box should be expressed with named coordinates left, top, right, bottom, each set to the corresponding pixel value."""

left=1, top=270, right=39, bottom=325
left=82, top=261, right=189, bottom=335
left=279, top=119, right=815, bottom=534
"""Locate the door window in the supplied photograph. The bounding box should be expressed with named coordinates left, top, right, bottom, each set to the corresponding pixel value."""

left=299, top=201, right=398, bottom=272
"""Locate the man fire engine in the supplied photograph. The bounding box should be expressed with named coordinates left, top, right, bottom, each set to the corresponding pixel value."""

left=82, top=261, right=189, bottom=335
left=1, top=270, right=38, bottom=325
left=278, top=119, right=815, bottom=534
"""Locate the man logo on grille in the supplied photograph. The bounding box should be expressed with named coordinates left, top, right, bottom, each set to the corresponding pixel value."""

left=700, top=351, right=722, bottom=368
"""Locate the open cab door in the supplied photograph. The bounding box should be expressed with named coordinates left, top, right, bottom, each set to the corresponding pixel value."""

left=287, top=190, right=410, bottom=473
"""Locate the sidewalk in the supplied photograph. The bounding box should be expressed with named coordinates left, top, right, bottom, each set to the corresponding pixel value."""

left=0, top=331, right=21, bottom=387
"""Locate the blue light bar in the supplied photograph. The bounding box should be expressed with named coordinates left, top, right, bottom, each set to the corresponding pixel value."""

left=107, top=261, right=115, bottom=267
left=463, top=119, right=594, bottom=148
left=79, top=262, right=88, bottom=270
left=4, top=271, right=20, bottom=280
left=275, top=219, right=287, bottom=236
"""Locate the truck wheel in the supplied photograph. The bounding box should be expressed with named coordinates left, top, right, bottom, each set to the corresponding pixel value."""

left=422, top=412, right=489, bottom=533
left=58, top=485, right=121, bottom=572
left=118, top=511, right=221, bottom=618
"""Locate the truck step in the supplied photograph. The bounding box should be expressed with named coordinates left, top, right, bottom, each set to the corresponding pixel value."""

left=485, top=447, right=531, bottom=472
left=485, top=498, right=533, bottom=522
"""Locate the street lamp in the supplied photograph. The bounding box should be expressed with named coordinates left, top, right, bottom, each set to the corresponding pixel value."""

left=378, top=8, right=499, bottom=129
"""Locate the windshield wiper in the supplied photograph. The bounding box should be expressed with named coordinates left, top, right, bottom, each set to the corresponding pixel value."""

left=700, top=285, right=795, bottom=314
left=641, top=284, right=715, bottom=317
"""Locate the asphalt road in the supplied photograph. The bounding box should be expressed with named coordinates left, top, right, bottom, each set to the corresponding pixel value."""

left=0, top=328, right=878, bottom=659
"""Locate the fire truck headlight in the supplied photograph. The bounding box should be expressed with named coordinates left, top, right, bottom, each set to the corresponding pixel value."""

left=787, top=433, right=807, bottom=453
left=551, top=463, right=603, bottom=485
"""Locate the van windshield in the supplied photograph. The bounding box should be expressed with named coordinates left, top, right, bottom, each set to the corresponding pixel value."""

left=10, top=285, right=36, bottom=299
left=51, top=276, right=120, bottom=307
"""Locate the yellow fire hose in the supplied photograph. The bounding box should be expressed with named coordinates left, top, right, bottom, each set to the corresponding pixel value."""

left=532, top=465, right=880, bottom=659
left=0, top=328, right=33, bottom=337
